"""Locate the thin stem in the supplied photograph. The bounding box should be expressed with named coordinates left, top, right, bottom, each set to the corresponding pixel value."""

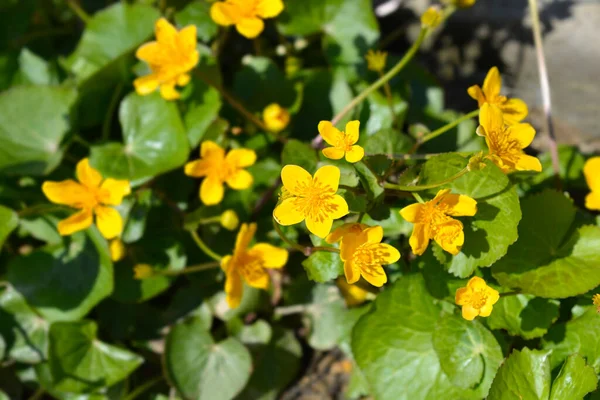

left=311, top=246, right=340, bottom=253
left=18, top=204, right=67, bottom=218
left=273, top=219, right=307, bottom=254
left=158, top=262, right=221, bottom=277
left=500, top=291, right=521, bottom=298
left=194, top=71, right=269, bottom=132
left=384, top=167, right=468, bottom=192
left=189, top=230, right=222, bottom=262
left=327, top=28, right=428, bottom=130
left=417, top=109, right=479, bottom=147
left=123, top=377, right=164, bottom=400
left=72, top=133, right=92, bottom=148
left=412, top=192, right=425, bottom=203
left=274, top=304, right=311, bottom=317
left=28, top=388, right=45, bottom=400
left=528, top=0, right=561, bottom=189
left=102, top=82, right=124, bottom=142
left=66, top=0, right=91, bottom=24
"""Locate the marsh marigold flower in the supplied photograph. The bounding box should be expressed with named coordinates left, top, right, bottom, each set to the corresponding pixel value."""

left=477, top=103, right=541, bottom=173
left=455, top=277, right=500, bottom=320
left=185, top=141, right=256, bottom=205
left=593, top=294, right=600, bottom=313
left=110, top=239, right=126, bottom=262
left=273, top=165, right=349, bottom=238
left=365, top=50, right=387, bottom=73
left=222, top=223, right=288, bottom=308
left=134, top=18, right=199, bottom=101
left=340, top=225, right=400, bottom=287
left=400, top=189, right=477, bottom=256
left=326, top=223, right=369, bottom=244
left=319, top=121, right=364, bottom=163
left=42, top=159, right=130, bottom=240
left=444, top=0, right=476, bottom=8
left=337, top=277, right=369, bottom=307
left=210, top=0, right=284, bottom=39
left=583, top=157, right=600, bottom=210
left=263, top=103, right=290, bottom=132
left=468, top=67, right=527, bottom=125
left=421, top=6, right=443, bottom=28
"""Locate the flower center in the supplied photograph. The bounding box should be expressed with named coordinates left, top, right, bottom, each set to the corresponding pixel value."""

left=334, top=135, right=353, bottom=152
left=235, top=251, right=264, bottom=281
left=292, top=180, right=337, bottom=221
left=470, top=289, right=488, bottom=309
left=487, top=129, right=521, bottom=165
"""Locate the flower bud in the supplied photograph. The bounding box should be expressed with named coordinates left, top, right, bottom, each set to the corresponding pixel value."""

left=263, top=103, right=291, bottom=133
left=421, top=6, right=443, bottom=29
left=220, top=210, right=239, bottom=231
left=133, top=264, right=154, bottom=280
left=109, top=239, right=125, bottom=262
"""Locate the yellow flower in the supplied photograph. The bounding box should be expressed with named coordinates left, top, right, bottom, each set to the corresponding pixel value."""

left=365, top=50, right=387, bottom=73
left=273, top=165, right=349, bottom=238
left=318, top=121, right=365, bottom=163
left=400, top=189, right=477, bottom=256
left=337, top=277, right=369, bottom=307
left=326, top=223, right=369, bottom=244
left=134, top=18, right=199, bottom=101
left=210, top=0, right=284, bottom=39
left=133, top=264, right=155, bottom=280
left=593, top=294, right=600, bottom=313
left=110, top=239, right=126, bottom=262
left=468, top=67, right=528, bottom=125
left=42, top=159, right=130, bottom=240
left=185, top=141, right=256, bottom=205
left=220, top=210, right=239, bottom=231
left=263, top=103, right=290, bottom=133
left=421, top=6, right=443, bottom=28
left=221, top=223, right=288, bottom=308
left=444, top=0, right=476, bottom=8
left=477, top=103, right=541, bottom=173
left=583, top=157, right=600, bottom=210
left=340, top=225, right=400, bottom=287
left=455, top=277, right=500, bottom=320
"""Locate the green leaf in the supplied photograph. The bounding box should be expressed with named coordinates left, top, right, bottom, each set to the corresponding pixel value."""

left=542, top=308, right=600, bottom=372
left=165, top=316, right=252, bottom=400
left=488, top=348, right=552, bottom=400
left=44, top=320, right=142, bottom=393
left=352, top=274, right=499, bottom=400
left=278, top=0, right=379, bottom=80
left=417, top=154, right=521, bottom=278
left=549, top=354, right=598, bottom=400
left=362, top=128, right=412, bottom=156
left=302, top=251, right=343, bottom=283
left=487, top=295, right=559, bottom=339
left=281, top=139, right=318, bottom=172
left=0, top=85, right=76, bottom=175
left=16, top=48, right=58, bottom=85
left=432, top=315, right=503, bottom=393
left=175, top=1, right=218, bottom=42
left=493, top=190, right=600, bottom=298
left=7, top=228, right=113, bottom=322
left=90, top=92, right=190, bottom=182
left=184, top=78, right=222, bottom=148
left=0, top=205, right=17, bottom=252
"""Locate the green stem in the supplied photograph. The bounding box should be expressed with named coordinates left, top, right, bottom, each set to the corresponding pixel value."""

left=368, top=151, right=476, bottom=161
left=189, top=230, right=222, bottom=262
left=72, top=133, right=92, bottom=148
left=18, top=204, right=68, bottom=218
left=418, top=109, right=479, bottom=146
left=311, top=246, right=340, bottom=253
left=330, top=28, right=428, bottom=126
left=66, top=0, right=91, bottom=24
left=28, top=388, right=45, bottom=400
left=159, top=261, right=221, bottom=276
left=412, top=192, right=425, bottom=203
left=384, top=167, right=468, bottom=192
left=123, top=377, right=164, bottom=400
left=102, top=82, right=124, bottom=142
left=273, top=219, right=307, bottom=254
left=500, top=291, right=520, bottom=298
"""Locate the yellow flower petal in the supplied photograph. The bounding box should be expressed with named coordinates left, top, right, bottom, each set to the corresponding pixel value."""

left=306, top=215, right=334, bottom=239
left=200, top=177, right=225, bottom=205
left=226, top=169, right=253, bottom=190
left=313, top=165, right=341, bottom=192
left=500, top=98, right=528, bottom=125
left=377, top=243, right=401, bottom=264
left=467, top=85, right=485, bottom=106
left=344, top=120, right=360, bottom=144
left=134, top=75, right=160, bottom=96
left=201, top=140, right=223, bottom=158
left=318, top=121, right=343, bottom=146
left=236, top=17, right=264, bottom=39
left=243, top=267, right=270, bottom=290
left=220, top=255, right=232, bottom=272
left=454, top=287, right=470, bottom=305
left=461, top=304, right=479, bottom=321
left=507, top=123, right=536, bottom=149
left=177, top=73, right=191, bottom=87
left=99, top=178, right=131, bottom=206
left=344, top=260, right=361, bottom=284
left=487, top=287, right=500, bottom=304
left=225, top=270, right=244, bottom=309
left=584, top=157, right=600, bottom=193
left=177, top=25, right=197, bottom=54
left=434, top=219, right=464, bottom=255
left=135, top=42, right=164, bottom=65
left=57, top=209, right=93, bottom=236
left=210, top=2, right=237, bottom=26
left=340, top=234, right=361, bottom=261
left=515, top=154, right=542, bottom=172
left=364, top=225, right=383, bottom=243
left=184, top=160, right=210, bottom=177
left=256, top=0, right=284, bottom=18
left=159, top=82, right=180, bottom=100
left=360, top=264, right=387, bottom=287
left=155, top=18, right=178, bottom=45
left=585, top=192, right=600, bottom=210
left=345, top=145, right=364, bottom=163
left=226, top=149, right=257, bottom=168
left=325, top=223, right=368, bottom=244
left=250, top=243, right=288, bottom=269
left=467, top=276, right=487, bottom=290
left=273, top=198, right=305, bottom=226
left=322, top=147, right=345, bottom=160
left=409, top=223, right=430, bottom=256
left=328, top=194, right=349, bottom=220
left=482, top=67, right=501, bottom=100
left=442, top=194, right=477, bottom=217
left=42, top=180, right=95, bottom=208
left=399, top=203, right=422, bottom=223
left=95, top=206, right=123, bottom=239
left=235, top=223, right=256, bottom=252
left=76, top=158, right=102, bottom=189
left=478, top=303, right=494, bottom=317
left=110, top=239, right=126, bottom=262
left=281, top=165, right=312, bottom=195
left=479, top=103, right=504, bottom=135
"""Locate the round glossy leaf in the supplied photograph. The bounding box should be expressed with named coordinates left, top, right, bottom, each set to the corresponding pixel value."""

left=488, top=348, right=551, bottom=400
left=487, top=295, right=559, bottom=340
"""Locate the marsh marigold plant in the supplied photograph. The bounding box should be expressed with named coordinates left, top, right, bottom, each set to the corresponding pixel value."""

left=221, top=223, right=288, bottom=308
left=455, top=277, right=500, bottom=320
left=134, top=18, right=199, bottom=100
left=583, top=157, right=600, bottom=210
left=185, top=141, right=256, bottom=205
left=319, top=121, right=365, bottom=163
left=263, top=103, right=290, bottom=132
left=400, top=189, right=477, bottom=256
left=42, top=159, right=130, bottom=240
left=210, top=0, right=284, bottom=39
